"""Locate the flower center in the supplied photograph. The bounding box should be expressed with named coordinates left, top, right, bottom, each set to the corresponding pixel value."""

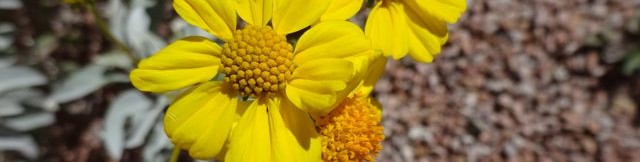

left=220, top=25, right=295, bottom=98
left=316, top=93, right=385, bottom=162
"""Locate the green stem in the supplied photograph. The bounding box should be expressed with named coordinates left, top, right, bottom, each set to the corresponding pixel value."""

left=368, top=0, right=377, bottom=7
left=85, top=0, right=138, bottom=63
left=170, top=147, right=180, bottom=162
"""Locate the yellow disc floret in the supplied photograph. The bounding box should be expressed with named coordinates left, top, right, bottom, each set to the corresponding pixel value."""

left=220, top=25, right=295, bottom=97
left=317, top=93, right=385, bottom=162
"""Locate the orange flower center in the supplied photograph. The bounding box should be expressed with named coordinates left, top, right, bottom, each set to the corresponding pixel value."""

left=317, top=94, right=385, bottom=162
left=220, top=25, right=295, bottom=97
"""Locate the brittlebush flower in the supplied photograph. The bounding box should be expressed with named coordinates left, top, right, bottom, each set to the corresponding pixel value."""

left=317, top=55, right=387, bottom=162
left=129, top=0, right=376, bottom=161
left=365, top=0, right=466, bottom=63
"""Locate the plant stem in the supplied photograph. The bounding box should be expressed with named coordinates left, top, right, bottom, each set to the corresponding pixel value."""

left=85, top=0, right=138, bottom=63
left=170, top=147, right=180, bottom=162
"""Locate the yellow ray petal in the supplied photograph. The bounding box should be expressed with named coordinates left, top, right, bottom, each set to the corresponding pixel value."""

left=268, top=98, right=321, bottom=162
left=225, top=100, right=271, bottom=162
left=403, top=0, right=466, bottom=23
left=406, top=23, right=444, bottom=63
left=320, top=0, right=363, bottom=21
left=130, top=36, right=221, bottom=93
left=403, top=3, right=450, bottom=63
left=286, top=59, right=354, bottom=115
left=290, top=59, right=354, bottom=92
left=355, top=54, right=387, bottom=96
left=403, top=0, right=449, bottom=40
left=272, top=0, right=330, bottom=35
left=173, top=0, right=236, bottom=41
left=236, top=0, right=273, bottom=26
left=163, top=82, right=237, bottom=159
left=285, top=85, right=337, bottom=116
left=292, top=21, right=376, bottom=97
left=365, top=2, right=409, bottom=59
left=293, top=21, right=370, bottom=65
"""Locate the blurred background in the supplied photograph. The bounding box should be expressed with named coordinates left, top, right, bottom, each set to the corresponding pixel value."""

left=0, top=0, right=639, bottom=161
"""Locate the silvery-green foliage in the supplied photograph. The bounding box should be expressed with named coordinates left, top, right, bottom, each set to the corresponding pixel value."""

left=0, top=56, right=15, bottom=68
left=142, top=121, right=173, bottom=162
left=66, top=0, right=175, bottom=160
left=0, top=23, right=16, bottom=50
left=125, top=96, right=168, bottom=148
left=107, top=0, right=166, bottom=58
left=102, top=90, right=153, bottom=160
left=95, top=50, right=134, bottom=70
left=0, top=65, right=50, bottom=160
left=0, top=66, right=48, bottom=118
left=0, top=136, right=38, bottom=160
left=48, top=64, right=129, bottom=104
left=3, top=112, right=55, bottom=132
left=0, top=66, right=46, bottom=94
left=101, top=90, right=171, bottom=161
left=0, top=99, right=23, bottom=116
left=2, top=88, right=57, bottom=112
left=101, top=2, right=183, bottom=158
left=1, top=0, right=177, bottom=161
left=0, top=0, right=21, bottom=10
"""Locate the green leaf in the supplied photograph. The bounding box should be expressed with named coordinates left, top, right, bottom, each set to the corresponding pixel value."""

left=623, top=50, right=640, bottom=76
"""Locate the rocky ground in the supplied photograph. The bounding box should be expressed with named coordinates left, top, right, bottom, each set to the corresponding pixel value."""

left=375, top=0, right=640, bottom=161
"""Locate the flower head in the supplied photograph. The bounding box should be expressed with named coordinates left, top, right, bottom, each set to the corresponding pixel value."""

left=318, top=93, right=384, bottom=162
left=365, top=0, right=466, bottom=63
left=317, top=54, right=387, bottom=162
left=129, top=0, right=376, bottom=161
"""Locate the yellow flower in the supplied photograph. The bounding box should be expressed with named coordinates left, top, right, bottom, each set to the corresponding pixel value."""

left=129, top=0, right=376, bottom=161
left=317, top=54, right=387, bottom=162
left=365, top=0, right=466, bottom=63
left=320, top=0, right=364, bottom=21
left=318, top=93, right=384, bottom=162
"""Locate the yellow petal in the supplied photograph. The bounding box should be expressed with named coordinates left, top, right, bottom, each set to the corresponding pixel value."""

left=272, top=0, right=330, bottom=35
left=130, top=36, right=221, bottom=93
left=406, top=23, right=446, bottom=63
left=365, top=2, right=409, bottom=59
left=173, top=0, right=236, bottom=41
left=356, top=54, right=387, bottom=96
left=293, top=21, right=383, bottom=97
left=163, top=82, right=237, bottom=159
left=236, top=0, right=273, bottom=26
left=268, top=98, right=321, bottom=162
left=320, top=0, right=363, bottom=21
left=225, top=100, right=271, bottom=162
left=290, top=59, right=354, bottom=92
left=293, top=21, right=371, bottom=65
left=403, top=2, right=450, bottom=63
left=285, top=85, right=337, bottom=116
left=403, top=0, right=466, bottom=23
left=286, top=59, right=354, bottom=115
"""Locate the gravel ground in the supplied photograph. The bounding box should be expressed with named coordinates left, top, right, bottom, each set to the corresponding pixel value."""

left=375, top=0, right=640, bottom=161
